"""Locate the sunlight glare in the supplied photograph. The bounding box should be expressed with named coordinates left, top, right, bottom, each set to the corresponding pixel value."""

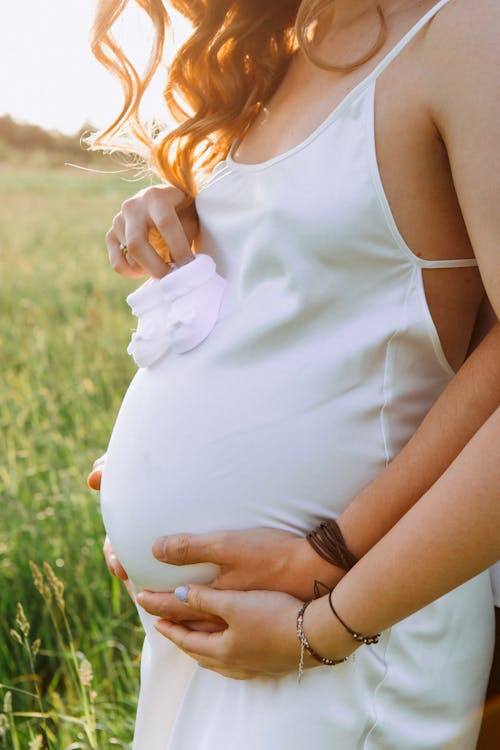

left=0, top=1, right=192, bottom=134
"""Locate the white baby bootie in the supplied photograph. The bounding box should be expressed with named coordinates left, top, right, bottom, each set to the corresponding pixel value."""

left=126, top=254, right=226, bottom=368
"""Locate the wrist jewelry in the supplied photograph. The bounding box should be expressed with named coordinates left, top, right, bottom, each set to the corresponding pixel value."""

left=328, top=590, right=381, bottom=645
left=306, top=519, right=358, bottom=571
left=296, top=601, right=348, bottom=683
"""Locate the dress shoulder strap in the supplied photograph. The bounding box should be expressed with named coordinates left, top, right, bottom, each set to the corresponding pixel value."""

left=370, top=0, right=454, bottom=82
left=416, top=256, right=478, bottom=270
left=371, top=0, right=478, bottom=271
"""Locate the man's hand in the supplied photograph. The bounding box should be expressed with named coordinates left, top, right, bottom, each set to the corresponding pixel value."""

left=152, top=528, right=345, bottom=602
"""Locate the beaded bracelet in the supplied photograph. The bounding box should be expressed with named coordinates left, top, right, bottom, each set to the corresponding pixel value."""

left=328, top=590, right=381, bottom=645
left=296, top=601, right=349, bottom=683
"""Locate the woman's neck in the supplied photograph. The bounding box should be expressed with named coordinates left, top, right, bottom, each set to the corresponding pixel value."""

left=309, top=0, right=427, bottom=62
left=331, top=0, right=421, bottom=25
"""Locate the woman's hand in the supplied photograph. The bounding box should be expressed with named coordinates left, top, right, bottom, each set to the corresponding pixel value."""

left=152, top=529, right=345, bottom=602
left=102, top=534, right=128, bottom=582
left=106, top=184, right=199, bottom=280
left=102, top=534, right=134, bottom=601
left=87, top=453, right=106, bottom=491
left=87, top=456, right=133, bottom=596
left=137, top=585, right=308, bottom=679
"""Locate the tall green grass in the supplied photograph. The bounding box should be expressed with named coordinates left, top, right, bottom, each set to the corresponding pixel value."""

left=0, top=163, right=152, bottom=748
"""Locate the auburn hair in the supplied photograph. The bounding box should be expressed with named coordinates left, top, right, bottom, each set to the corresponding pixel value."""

left=89, top=1, right=385, bottom=199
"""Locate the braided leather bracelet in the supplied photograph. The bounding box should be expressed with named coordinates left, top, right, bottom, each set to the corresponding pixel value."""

left=306, top=519, right=358, bottom=571
left=296, top=601, right=348, bottom=682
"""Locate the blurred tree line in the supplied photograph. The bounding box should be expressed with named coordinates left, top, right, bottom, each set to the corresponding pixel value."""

left=0, top=115, right=112, bottom=168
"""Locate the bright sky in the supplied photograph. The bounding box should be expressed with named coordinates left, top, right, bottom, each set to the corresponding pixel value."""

left=0, top=1, right=190, bottom=135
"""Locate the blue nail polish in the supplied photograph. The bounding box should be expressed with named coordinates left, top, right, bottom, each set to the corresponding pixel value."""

left=175, top=585, right=190, bottom=602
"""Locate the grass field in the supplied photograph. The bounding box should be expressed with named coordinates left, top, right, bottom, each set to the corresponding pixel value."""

left=0, top=161, right=153, bottom=749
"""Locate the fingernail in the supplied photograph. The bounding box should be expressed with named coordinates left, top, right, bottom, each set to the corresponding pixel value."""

left=175, top=585, right=190, bottom=603
left=87, top=470, right=101, bottom=490
left=110, top=561, right=119, bottom=576
left=136, top=592, right=144, bottom=605
left=152, top=537, right=167, bottom=559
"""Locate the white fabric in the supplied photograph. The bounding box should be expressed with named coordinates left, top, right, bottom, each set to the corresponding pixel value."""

left=100, top=1, right=495, bottom=748
left=126, top=254, right=226, bottom=367
left=490, top=562, right=500, bottom=607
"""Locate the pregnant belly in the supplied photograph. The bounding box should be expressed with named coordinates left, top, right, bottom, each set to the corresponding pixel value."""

left=100, top=456, right=219, bottom=593
left=100, top=356, right=385, bottom=592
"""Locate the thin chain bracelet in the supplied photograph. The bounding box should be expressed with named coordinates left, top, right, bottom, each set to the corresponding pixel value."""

left=296, top=601, right=349, bottom=683
left=328, top=590, right=381, bottom=645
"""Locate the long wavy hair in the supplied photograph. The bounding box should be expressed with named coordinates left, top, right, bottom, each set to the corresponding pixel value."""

left=89, top=1, right=385, bottom=198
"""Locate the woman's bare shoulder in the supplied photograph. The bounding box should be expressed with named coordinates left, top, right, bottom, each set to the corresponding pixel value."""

left=420, top=0, right=500, bottom=129
left=422, top=0, right=500, bottom=317
left=423, top=0, right=500, bottom=76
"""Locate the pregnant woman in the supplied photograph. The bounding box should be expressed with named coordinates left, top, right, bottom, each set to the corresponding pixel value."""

left=89, top=0, right=500, bottom=748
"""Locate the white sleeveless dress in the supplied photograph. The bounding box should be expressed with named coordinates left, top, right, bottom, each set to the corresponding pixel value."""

left=100, top=1, right=495, bottom=747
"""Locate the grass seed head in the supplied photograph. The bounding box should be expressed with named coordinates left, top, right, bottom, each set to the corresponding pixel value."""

left=79, top=658, right=94, bottom=687
left=43, top=584, right=53, bottom=603
left=29, top=561, right=44, bottom=595
left=15, top=602, right=30, bottom=638
left=0, top=713, right=8, bottom=738
left=43, top=561, right=65, bottom=610
left=2, top=692, right=12, bottom=714
left=9, top=628, right=23, bottom=645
